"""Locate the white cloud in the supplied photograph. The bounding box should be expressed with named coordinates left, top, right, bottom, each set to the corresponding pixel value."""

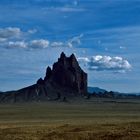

left=49, top=34, right=83, bottom=48
left=0, top=27, right=22, bottom=40
left=78, top=55, right=132, bottom=73
left=0, top=38, right=7, bottom=42
left=50, top=42, right=64, bottom=47
left=8, top=41, right=27, bottom=48
left=78, top=57, right=90, bottom=63
left=67, top=34, right=83, bottom=48
left=28, top=29, right=37, bottom=34
left=29, top=39, right=50, bottom=48
left=7, top=39, right=50, bottom=49
left=2, top=32, right=83, bottom=50
left=0, top=27, right=38, bottom=42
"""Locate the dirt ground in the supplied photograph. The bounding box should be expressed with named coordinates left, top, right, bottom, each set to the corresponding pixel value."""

left=0, top=98, right=139, bottom=140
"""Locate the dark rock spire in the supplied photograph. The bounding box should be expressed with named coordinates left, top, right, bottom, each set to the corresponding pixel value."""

left=45, top=52, right=87, bottom=94
left=60, top=52, right=66, bottom=58
left=45, top=66, right=52, bottom=80
left=0, top=52, right=88, bottom=103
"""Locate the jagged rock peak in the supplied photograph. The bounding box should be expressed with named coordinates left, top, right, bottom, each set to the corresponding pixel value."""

left=45, top=66, right=52, bottom=80
left=60, top=52, right=66, bottom=58
left=70, top=53, right=76, bottom=59
left=37, top=78, right=44, bottom=85
left=45, top=52, right=87, bottom=94
left=0, top=52, right=88, bottom=103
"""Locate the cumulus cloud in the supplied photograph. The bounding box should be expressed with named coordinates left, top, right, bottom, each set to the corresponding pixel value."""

left=0, top=27, right=37, bottom=42
left=1, top=28, right=83, bottom=50
left=29, top=39, right=50, bottom=48
left=0, top=27, right=22, bottom=40
left=78, top=55, right=132, bottom=73
left=7, top=39, right=50, bottom=49
left=8, top=41, right=27, bottom=48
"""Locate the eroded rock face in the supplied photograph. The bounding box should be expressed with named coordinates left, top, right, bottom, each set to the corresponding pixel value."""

left=44, top=52, right=87, bottom=94
left=0, top=52, right=87, bottom=103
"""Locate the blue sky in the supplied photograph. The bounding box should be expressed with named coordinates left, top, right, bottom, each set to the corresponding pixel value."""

left=0, top=0, right=140, bottom=93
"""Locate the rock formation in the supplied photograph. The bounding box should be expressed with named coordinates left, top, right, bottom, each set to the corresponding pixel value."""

left=0, top=52, right=87, bottom=102
left=44, top=52, right=87, bottom=94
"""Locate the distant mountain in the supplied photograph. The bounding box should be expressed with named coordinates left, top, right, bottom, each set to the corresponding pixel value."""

left=88, top=87, right=107, bottom=94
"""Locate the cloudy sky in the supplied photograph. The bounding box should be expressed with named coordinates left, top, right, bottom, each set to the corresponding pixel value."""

left=0, top=0, right=140, bottom=93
